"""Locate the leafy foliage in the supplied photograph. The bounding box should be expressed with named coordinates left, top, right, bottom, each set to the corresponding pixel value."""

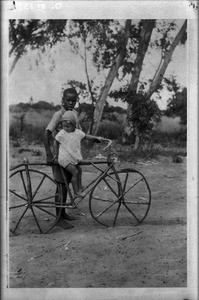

left=151, top=20, right=177, bottom=52
left=109, top=84, right=160, bottom=140
left=9, top=19, right=68, bottom=57
left=166, top=90, right=187, bottom=125
left=9, top=19, right=187, bottom=144
left=97, top=120, right=124, bottom=140
left=66, top=20, right=119, bottom=70
left=163, top=76, right=187, bottom=125
left=31, top=101, right=55, bottom=111
left=9, top=101, right=56, bottom=112
left=62, top=80, right=89, bottom=100
left=128, top=92, right=160, bottom=132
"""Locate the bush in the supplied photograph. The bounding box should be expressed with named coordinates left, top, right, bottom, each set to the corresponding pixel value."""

left=97, top=120, right=124, bottom=140
left=117, top=143, right=162, bottom=162
left=12, top=140, right=21, bottom=147
left=23, top=125, right=46, bottom=144
left=31, top=101, right=55, bottom=111
left=9, top=123, right=21, bottom=140
left=31, top=149, right=42, bottom=156
left=150, top=129, right=187, bottom=147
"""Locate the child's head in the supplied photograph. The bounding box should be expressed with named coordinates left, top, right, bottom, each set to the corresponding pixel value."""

left=61, top=88, right=78, bottom=111
left=61, top=111, right=77, bottom=132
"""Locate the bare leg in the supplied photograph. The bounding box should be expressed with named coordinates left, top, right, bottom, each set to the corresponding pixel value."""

left=55, top=184, right=74, bottom=229
left=55, top=183, right=67, bottom=217
left=65, top=164, right=79, bottom=197
left=65, top=164, right=86, bottom=205
left=55, top=184, right=76, bottom=220
left=77, top=165, right=83, bottom=191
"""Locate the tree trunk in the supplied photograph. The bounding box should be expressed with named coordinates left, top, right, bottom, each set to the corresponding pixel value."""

left=146, top=20, right=187, bottom=98
left=134, top=127, right=140, bottom=150
left=123, top=20, right=187, bottom=148
left=9, top=52, right=21, bottom=75
left=129, top=20, right=156, bottom=93
left=92, top=19, right=132, bottom=135
left=123, top=20, right=156, bottom=146
left=82, top=41, right=96, bottom=134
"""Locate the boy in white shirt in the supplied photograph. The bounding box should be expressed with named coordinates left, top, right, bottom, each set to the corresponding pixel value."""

left=44, top=88, right=80, bottom=227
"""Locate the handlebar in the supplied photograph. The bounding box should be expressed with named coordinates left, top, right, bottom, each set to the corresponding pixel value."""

left=10, top=139, right=113, bottom=171
left=100, top=138, right=112, bottom=151
left=92, top=137, right=112, bottom=150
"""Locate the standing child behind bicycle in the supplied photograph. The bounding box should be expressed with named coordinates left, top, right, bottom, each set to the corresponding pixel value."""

left=54, top=111, right=103, bottom=208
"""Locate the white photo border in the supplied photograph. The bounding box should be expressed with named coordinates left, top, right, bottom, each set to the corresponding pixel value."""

left=1, top=1, right=198, bottom=299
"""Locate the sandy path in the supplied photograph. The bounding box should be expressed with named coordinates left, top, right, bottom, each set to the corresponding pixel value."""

left=8, top=156, right=187, bottom=288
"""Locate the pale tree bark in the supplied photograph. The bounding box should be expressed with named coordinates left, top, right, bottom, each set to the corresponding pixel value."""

left=9, top=42, right=27, bottom=75
left=9, top=53, right=21, bottom=75
left=123, top=20, right=187, bottom=148
left=83, top=42, right=96, bottom=134
left=146, top=20, right=187, bottom=98
left=92, top=19, right=132, bottom=135
left=123, top=19, right=156, bottom=145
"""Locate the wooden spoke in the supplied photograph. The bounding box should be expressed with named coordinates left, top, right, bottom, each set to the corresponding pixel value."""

left=20, top=170, right=29, bottom=199
left=10, top=206, right=29, bottom=233
left=122, top=202, right=141, bottom=223
left=9, top=190, right=27, bottom=202
left=32, top=174, right=46, bottom=200
left=96, top=200, right=119, bottom=219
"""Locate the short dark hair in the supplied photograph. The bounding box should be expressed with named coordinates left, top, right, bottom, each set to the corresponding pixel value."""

left=62, top=88, right=78, bottom=99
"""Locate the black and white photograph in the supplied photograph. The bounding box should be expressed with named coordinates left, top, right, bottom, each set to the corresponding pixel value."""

left=1, top=1, right=198, bottom=299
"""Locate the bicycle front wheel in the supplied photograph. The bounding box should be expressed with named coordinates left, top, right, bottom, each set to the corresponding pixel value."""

left=89, top=170, right=122, bottom=227
left=116, top=168, right=151, bottom=225
left=89, top=168, right=151, bottom=227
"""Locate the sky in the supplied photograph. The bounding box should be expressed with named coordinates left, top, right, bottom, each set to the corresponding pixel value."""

left=9, top=20, right=187, bottom=110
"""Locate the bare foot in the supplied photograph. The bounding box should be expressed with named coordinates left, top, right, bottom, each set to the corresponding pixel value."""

left=66, top=202, right=76, bottom=209
left=66, top=204, right=77, bottom=209
left=56, top=219, right=74, bottom=229
left=74, top=191, right=86, bottom=198
left=61, top=213, right=77, bottom=221
left=79, top=185, right=85, bottom=192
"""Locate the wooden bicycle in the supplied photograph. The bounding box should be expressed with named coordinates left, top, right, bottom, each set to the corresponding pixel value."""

left=9, top=140, right=151, bottom=234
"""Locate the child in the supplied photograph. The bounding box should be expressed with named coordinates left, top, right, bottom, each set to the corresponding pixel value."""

left=44, top=88, right=80, bottom=226
left=54, top=111, right=102, bottom=208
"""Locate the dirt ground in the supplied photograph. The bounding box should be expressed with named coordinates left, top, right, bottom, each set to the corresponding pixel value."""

left=8, top=144, right=187, bottom=288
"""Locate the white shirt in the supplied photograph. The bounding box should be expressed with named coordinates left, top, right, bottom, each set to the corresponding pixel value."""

left=55, top=129, right=85, bottom=168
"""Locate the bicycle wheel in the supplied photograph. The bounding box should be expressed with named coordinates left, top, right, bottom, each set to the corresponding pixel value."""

left=9, top=168, right=61, bottom=234
left=115, top=168, right=151, bottom=225
left=89, top=170, right=122, bottom=227
left=89, top=168, right=151, bottom=227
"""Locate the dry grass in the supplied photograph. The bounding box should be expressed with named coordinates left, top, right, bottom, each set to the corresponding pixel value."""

left=9, top=109, right=186, bottom=161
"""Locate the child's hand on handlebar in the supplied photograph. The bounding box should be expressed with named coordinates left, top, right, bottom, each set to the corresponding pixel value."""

left=92, top=137, right=102, bottom=143
left=97, top=136, right=104, bottom=142
left=101, top=138, right=112, bottom=150
left=86, top=134, right=111, bottom=147
left=93, top=137, right=112, bottom=150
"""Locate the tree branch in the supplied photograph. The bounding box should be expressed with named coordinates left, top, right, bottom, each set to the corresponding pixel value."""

left=83, top=40, right=96, bottom=133
left=151, top=47, right=164, bottom=83
left=146, top=20, right=187, bottom=99
left=92, top=19, right=132, bottom=135
left=9, top=52, right=21, bottom=75
left=128, top=19, right=156, bottom=94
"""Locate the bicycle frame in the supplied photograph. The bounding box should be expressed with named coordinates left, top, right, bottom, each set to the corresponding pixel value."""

left=9, top=141, right=151, bottom=233
left=9, top=157, right=118, bottom=210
